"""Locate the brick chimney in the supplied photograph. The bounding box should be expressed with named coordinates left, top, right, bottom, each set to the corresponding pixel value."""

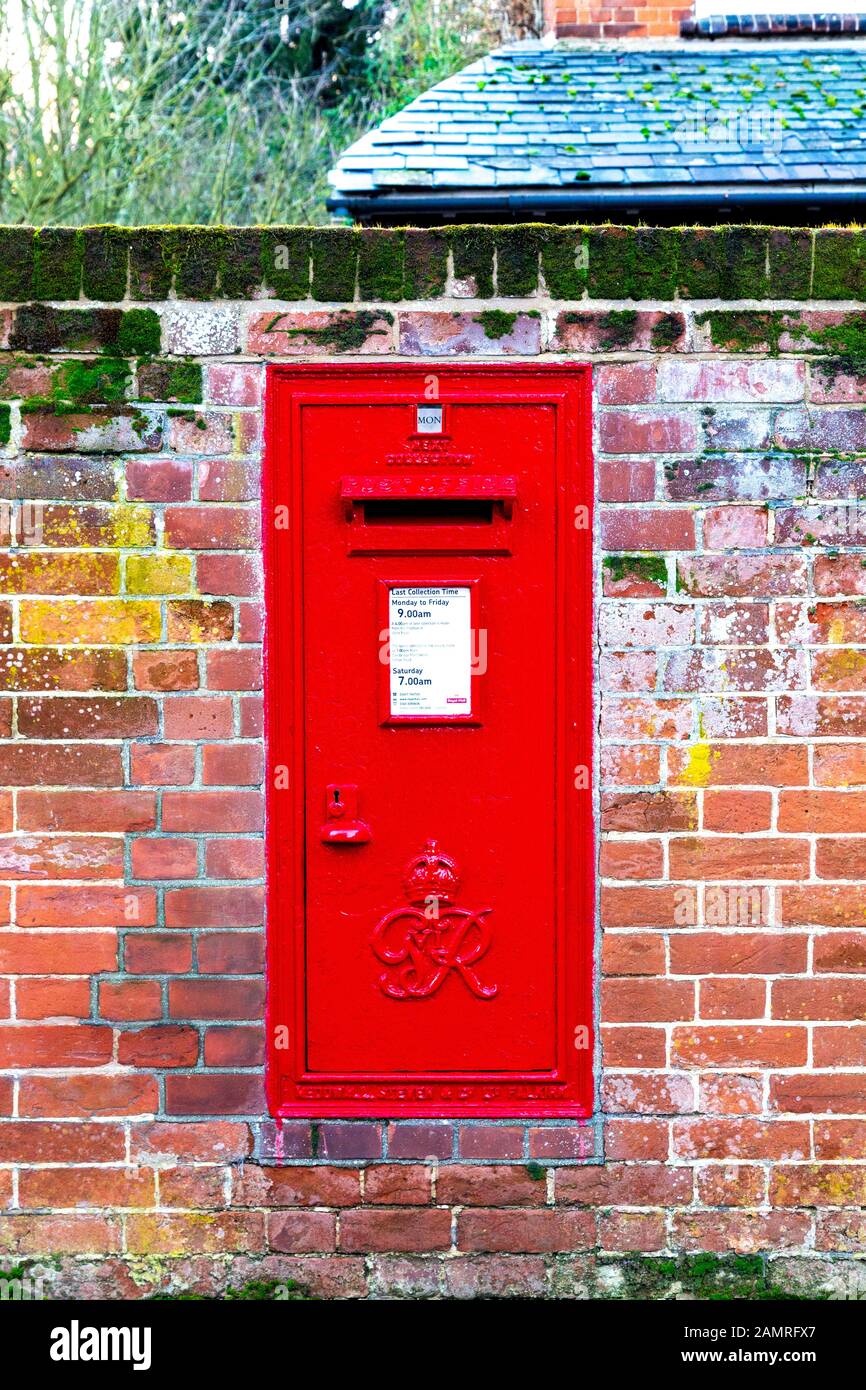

left=543, top=0, right=688, bottom=38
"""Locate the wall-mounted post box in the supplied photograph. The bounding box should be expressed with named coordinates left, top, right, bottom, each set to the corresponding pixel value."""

left=265, top=364, right=593, bottom=1117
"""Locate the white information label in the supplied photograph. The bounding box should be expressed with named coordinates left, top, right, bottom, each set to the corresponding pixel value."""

left=389, top=586, right=472, bottom=718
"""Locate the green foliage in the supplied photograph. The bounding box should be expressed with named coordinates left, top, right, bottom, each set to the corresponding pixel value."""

left=0, top=0, right=503, bottom=225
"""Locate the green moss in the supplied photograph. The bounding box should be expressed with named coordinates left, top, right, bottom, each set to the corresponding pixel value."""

left=496, top=225, right=544, bottom=297
left=477, top=309, right=519, bottom=340
left=311, top=227, right=358, bottom=301
left=219, top=228, right=262, bottom=299
left=813, top=229, right=866, bottom=299
left=540, top=227, right=588, bottom=299
left=697, top=309, right=787, bottom=354
left=54, top=357, right=131, bottom=406
left=150, top=1277, right=310, bottom=1302
left=598, top=309, right=638, bottom=349
left=403, top=229, right=448, bottom=299
left=118, top=308, right=161, bottom=356
left=10, top=304, right=124, bottom=353
left=604, top=554, right=667, bottom=588
left=82, top=226, right=130, bottom=301
left=588, top=227, right=678, bottom=300
left=676, top=228, right=768, bottom=300
left=0, top=228, right=35, bottom=299
left=269, top=309, right=391, bottom=352
left=525, top=1162, right=546, bottom=1182
left=449, top=225, right=496, bottom=298
left=261, top=228, right=310, bottom=300
left=358, top=228, right=404, bottom=300
left=650, top=312, right=684, bottom=350
left=769, top=228, right=812, bottom=299
left=612, top=1254, right=823, bottom=1302
left=173, top=227, right=225, bottom=299
left=810, top=313, right=866, bottom=378
left=136, top=359, right=202, bottom=404
left=0, top=403, right=10, bottom=446
left=128, top=229, right=177, bottom=300
left=33, top=227, right=83, bottom=300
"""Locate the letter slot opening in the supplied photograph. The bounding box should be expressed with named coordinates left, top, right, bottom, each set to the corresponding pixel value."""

left=341, top=473, right=517, bottom=555
left=362, top=498, right=495, bottom=527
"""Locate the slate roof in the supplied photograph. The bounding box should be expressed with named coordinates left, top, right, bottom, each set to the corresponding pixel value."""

left=328, top=40, right=866, bottom=221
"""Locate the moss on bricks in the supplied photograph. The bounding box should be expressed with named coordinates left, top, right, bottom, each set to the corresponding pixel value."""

left=675, top=228, right=730, bottom=299
left=604, top=554, right=667, bottom=588
left=676, top=228, right=767, bottom=300
left=478, top=309, right=519, bottom=340
left=722, top=228, right=770, bottom=299
left=540, top=227, right=588, bottom=299
left=449, top=225, right=496, bottom=298
left=219, top=228, right=262, bottom=299
left=261, top=228, right=310, bottom=300
left=0, top=227, right=35, bottom=301
left=358, top=228, right=404, bottom=300
left=613, top=1255, right=820, bottom=1302
left=698, top=309, right=786, bottom=354
left=10, top=304, right=124, bottom=353
left=403, top=229, right=448, bottom=299
left=33, top=227, right=83, bottom=300
left=811, top=314, right=866, bottom=379
left=284, top=309, right=392, bottom=352
left=496, top=225, right=544, bottom=298
left=82, top=227, right=130, bottom=302
left=54, top=357, right=131, bottom=406
left=136, top=359, right=202, bottom=404
left=651, top=312, right=684, bottom=350
left=173, top=228, right=225, bottom=299
left=118, top=308, right=161, bottom=357
left=311, top=227, right=358, bottom=301
left=813, top=230, right=866, bottom=299
left=0, top=403, right=10, bottom=447
left=128, top=229, right=177, bottom=300
left=588, top=227, right=677, bottom=301
left=769, top=229, right=812, bottom=300
left=598, top=309, right=639, bottom=349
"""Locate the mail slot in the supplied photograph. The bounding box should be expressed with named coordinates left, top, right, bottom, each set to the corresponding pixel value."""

left=264, top=363, right=594, bottom=1117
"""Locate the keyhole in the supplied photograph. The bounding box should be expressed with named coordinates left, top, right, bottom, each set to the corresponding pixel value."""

left=333, top=788, right=340, bottom=804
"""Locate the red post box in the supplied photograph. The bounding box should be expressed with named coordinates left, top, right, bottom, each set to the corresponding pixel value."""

left=264, top=364, right=594, bottom=1117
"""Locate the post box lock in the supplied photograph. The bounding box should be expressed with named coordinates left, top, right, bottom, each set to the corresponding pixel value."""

left=319, top=784, right=371, bottom=845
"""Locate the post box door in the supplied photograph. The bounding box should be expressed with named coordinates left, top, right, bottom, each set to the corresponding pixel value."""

left=265, top=364, right=593, bottom=1118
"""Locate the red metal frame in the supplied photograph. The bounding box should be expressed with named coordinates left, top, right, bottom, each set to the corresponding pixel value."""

left=263, top=363, right=594, bottom=1119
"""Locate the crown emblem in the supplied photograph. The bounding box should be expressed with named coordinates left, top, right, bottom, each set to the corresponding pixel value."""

left=402, top=838, right=460, bottom=906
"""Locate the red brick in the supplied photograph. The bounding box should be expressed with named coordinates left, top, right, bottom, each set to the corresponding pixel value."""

left=599, top=1210, right=665, bottom=1252
left=197, top=931, right=264, bottom=974
left=672, top=1025, right=807, bottom=1068
left=131, top=1121, right=252, bottom=1163
left=19, top=1074, right=157, bottom=1118
left=457, top=1209, right=594, bottom=1253
left=0, top=1024, right=112, bottom=1068
left=125, top=933, right=193, bottom=975
left=17, top=885, right=156, bottom=928
left=340, top=1208, right=451, bottom=1253
left=17, top=791, right=155, bottom=832
left=0, top=1121, right=124, bottom=1163
left=98, top=979, right=162, bottom=1021
left=162, top=791, right=263, bottom=832
left=163, top=695, right=234, bottom=739
left=201, top=743, right=263, bottom=786
left=205, top=838, right=264, bottom=880
left=131, top=744, right=196, bottom=786
left=16, top=978, right=91, bottom=1019
left=437, top=1166, right=548, bottom=1206
left=131, top=837, right=198, bottom=880
left=234, top=1165, right=359, bottom=1208
left=672, top=1211, right=810, bottom=1254
left=133, top=651, right=199, bottom=692
left=673, top=1118, right=809, bottom=1160
left=168, top=977, right=264, bottom=1019
left=600, top=411, right=698, bottom=454
left=118, top=1026, right=199, bottom=1068
left=601, top=508, right=694, bottom=551
left=165, top=886, right=264, bottom=928
left=203, top=1025, right=263, bottom=1066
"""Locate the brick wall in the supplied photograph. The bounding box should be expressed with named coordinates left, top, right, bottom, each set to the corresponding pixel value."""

left=543, top=0, right=687, bottom=38
left=1, top=225, right=866, bottom=1299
